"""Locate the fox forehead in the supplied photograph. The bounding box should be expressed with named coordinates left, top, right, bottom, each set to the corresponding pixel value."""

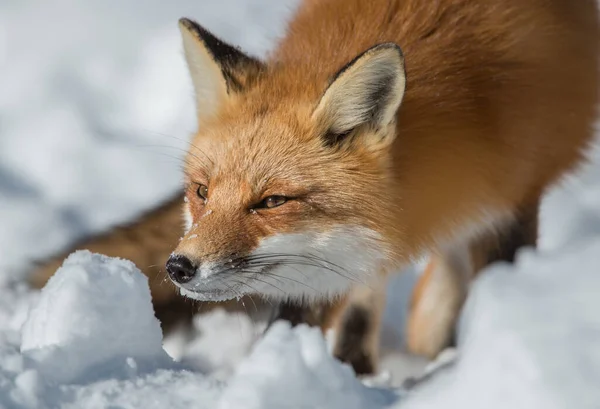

left=184, top=107, right=329, bottom=186
left=182, top=107, right=392, bottom=226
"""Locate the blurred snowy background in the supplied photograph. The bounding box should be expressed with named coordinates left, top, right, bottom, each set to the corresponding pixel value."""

left=0, top=0, right=599, bottom=408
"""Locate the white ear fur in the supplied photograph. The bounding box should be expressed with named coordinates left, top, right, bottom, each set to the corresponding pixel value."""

left=179, top=20, right=229, bottom=125
left=313, top=43, right=406, bottom=146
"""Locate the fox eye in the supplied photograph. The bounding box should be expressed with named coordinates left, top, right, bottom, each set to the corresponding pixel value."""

left=196, top=184, right=208, bottom=201
left=257, top=195, right=287, bottom=209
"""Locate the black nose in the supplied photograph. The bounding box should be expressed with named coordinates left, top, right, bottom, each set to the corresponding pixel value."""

left=166, top=255, right=196, bottom=284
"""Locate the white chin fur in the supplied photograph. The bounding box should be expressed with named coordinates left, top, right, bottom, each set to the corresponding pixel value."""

left=173, top=226, right=389, bottom=303
left=243, top=226, right=388, bottom=302
left=179, top=286, right=238, bottom=302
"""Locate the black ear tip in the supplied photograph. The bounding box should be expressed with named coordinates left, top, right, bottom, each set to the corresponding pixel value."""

left=179, top=17, right=199, bottom=31
left=178, top=18, right=217, bottom=44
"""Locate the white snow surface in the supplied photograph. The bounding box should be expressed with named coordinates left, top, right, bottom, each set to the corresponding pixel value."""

left=1, top=0, right=599, bottom=408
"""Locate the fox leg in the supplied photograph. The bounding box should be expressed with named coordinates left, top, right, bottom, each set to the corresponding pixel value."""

left=406, top=247, right=471, bottom=358
left=407, top=201, right=540, bottom=359
left=469, top=203, right=539, bottom=272
left=331, top=280, right=387, bottom=375
left=267, top=296, right=348, bottom=330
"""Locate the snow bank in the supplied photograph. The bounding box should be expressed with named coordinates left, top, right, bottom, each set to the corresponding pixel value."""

left=6, top=251, right=401, bottom=409
left=0, top=255, right=400, bottom=409
left=21, top=251, right=171, bottom=384
left=397, top=239, right=600, bottom=409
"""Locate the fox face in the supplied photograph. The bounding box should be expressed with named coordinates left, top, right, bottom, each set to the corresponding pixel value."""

left=167, top=19, right=406, bottom=302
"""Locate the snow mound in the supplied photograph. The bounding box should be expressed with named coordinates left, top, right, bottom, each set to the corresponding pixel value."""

left=21, top=251, right=171, bottom=384
left=7, top=231, right=600, bottom=409
left=172, top=308, right=264, bottom=378
left=218, top=321, right=398, bottom=409
left=398, top=239, right=600, bottom=409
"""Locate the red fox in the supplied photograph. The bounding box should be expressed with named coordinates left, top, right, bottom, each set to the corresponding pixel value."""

left=32, top=0, right=598, bottom=376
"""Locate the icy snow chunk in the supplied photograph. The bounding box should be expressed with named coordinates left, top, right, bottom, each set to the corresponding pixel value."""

left=173, top=308, right=263, bottom=378
left=21, top=250, right=171, bottom=384
left=12, top=369, right=46, bottom=408
left=218, top=321, right=397, bottom=409
left=0, top=282, right=38, bottom=334
left=397, top=239, right=600, bottom=409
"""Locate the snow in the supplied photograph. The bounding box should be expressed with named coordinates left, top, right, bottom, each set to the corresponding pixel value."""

left=59, top=370, right=221, bottom=409
left=0, top=0, right=599, bottom=407
left=218, top=321, right=398, bottom=409
left=4, top=237, right=598, bottom=408
left=168, top=308, right=264, bottom=379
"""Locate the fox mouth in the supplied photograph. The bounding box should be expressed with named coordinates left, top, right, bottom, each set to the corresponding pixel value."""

left=176, top=264, right=278, bottom=302
left=178, top=285, right=243, bottom=302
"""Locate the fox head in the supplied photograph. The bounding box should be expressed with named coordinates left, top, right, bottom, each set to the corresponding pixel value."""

left=167, top=18, right=406, bottom=302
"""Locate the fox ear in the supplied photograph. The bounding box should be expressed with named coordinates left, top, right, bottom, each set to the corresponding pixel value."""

left=179, top=18, right=264, bottom=125
left=312, top=43, right=406, bottom=148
